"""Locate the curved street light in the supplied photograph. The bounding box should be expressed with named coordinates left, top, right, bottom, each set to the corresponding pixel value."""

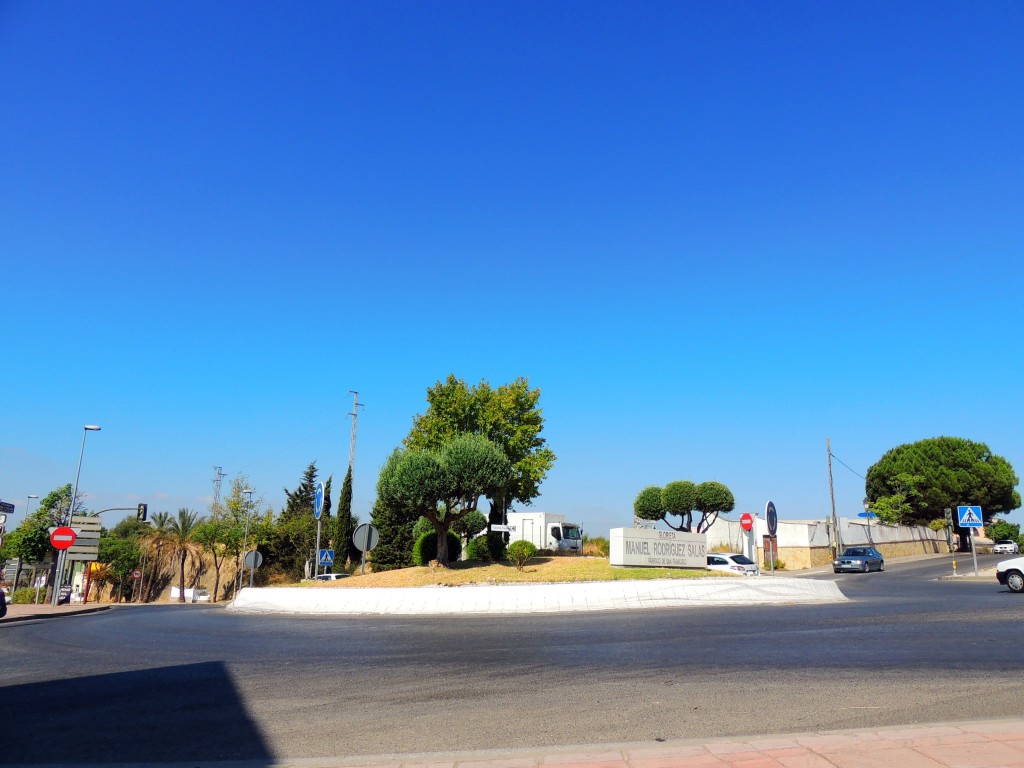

left=52, top=425, right=101, bottom=606
left=24, top=493, right=39, bottom=521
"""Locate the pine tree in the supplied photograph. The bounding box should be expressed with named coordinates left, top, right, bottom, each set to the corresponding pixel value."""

left=267, top=461, right=320, bottom=580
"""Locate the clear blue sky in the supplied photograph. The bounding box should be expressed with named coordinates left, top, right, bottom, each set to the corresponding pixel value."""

left=3, top=1, right=1023, bottom=537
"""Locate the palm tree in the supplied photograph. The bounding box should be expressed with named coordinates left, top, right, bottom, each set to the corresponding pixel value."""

left=167, top=508, right=203, bottom=603
left=142, top=511, right=172, bottom=602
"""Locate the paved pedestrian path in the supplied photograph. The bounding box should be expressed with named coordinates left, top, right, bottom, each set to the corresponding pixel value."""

left=268, top=719, right=1024, bottom=768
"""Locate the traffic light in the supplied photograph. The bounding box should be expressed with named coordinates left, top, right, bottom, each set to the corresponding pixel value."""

left=137, top=503, right=148, bottom=522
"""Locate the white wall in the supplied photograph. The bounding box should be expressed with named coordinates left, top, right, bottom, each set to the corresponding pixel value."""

left=705, top=516, right=941, bottom=550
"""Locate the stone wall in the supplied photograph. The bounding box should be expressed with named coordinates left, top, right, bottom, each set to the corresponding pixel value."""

left=758, top=535, right=943, bottom=571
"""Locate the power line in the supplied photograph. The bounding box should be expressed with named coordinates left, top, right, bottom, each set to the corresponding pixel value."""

left=829, top=452, right=864, bottom=480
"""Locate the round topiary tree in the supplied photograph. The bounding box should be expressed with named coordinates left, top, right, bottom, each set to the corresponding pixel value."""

left=694, top=481, right=735, bottom=533
left=662, top=480, right=697, bottom=532
left=634, top=486, right=663, bottom=523
left=506, top=539, right=537, bottom=571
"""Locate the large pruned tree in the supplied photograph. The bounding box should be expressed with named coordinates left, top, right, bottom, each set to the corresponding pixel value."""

left=633, top=480, right=734, bottom=533
left=866, top=436, right=1020, bottom=550
left=377, top=434, right=513, bottom=567
left=403, top=375, right=556, bottom=527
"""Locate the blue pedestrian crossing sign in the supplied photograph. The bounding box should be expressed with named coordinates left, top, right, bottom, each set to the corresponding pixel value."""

left=957, top=506, right=983, bottom=528
left=318, top=549, right=334, bottom=567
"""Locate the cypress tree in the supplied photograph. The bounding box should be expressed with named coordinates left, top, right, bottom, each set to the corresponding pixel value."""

left=334, top=466, right=355, bottom=567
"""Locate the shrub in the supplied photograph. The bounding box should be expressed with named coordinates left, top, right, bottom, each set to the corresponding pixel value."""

left=12, top=587, right=44, bottom=605
left=466, top=533, right=506, bottom=562
left=466, top=536, right=488, bottom=561
left=769, top=559, right=786, bottom=571
left=412, top=531, right=462, bottom=566
left=582, top=536, right=609, bottom=557
left=506, top=540, right=537, bottom=571
left=412, top=516, right=434, bottom=540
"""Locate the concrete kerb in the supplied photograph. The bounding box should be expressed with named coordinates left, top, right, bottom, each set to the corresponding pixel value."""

left=227, top=576, right=846, bottom=616
left=1, top=603, right=113, bottom=624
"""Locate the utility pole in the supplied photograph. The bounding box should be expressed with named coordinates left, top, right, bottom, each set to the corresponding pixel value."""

left=212, top=466, right=227, bottom=506
left=827, top=438, right=843, bottom=558
left=347, top=391, right=364, bottom=473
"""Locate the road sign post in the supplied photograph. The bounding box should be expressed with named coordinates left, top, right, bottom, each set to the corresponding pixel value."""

left=318, top=549, right=335, bottom=569
left=313, top=481, right=325, bottom=577
left=957, top=506, right=983, bottom=577
left=352, top=523, right=379, bottom=576
left=242, top=550, right=264, bottom=588
left=740, top=513, right=755, bottom=564
left=765, top=502, right=778, bottom=576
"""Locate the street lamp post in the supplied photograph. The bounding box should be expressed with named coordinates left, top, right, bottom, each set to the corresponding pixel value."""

left=238, top=488, right=254, bottom=591
left=24, top=494, right=39, bottom=522
left=864, top=501, right=874, bottom=546
left=52, top=425, right=100, bottom=606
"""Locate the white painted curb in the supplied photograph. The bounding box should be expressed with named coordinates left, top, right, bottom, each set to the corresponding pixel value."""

left=226, top=577, right=846, bottom=616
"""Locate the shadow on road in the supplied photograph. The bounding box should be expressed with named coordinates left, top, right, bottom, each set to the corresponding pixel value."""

left=5, top=661, right=272, bottom=764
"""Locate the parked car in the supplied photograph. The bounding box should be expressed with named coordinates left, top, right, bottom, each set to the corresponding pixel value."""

left=996, top=556, right=1024, bottom=593
left=707, top=553, right=759, bottom=576
left=833, top=547, right=884, bottom=573
left=993, top=540, right=1020, bottom=555
left=313, top=573, right=348, bottom=581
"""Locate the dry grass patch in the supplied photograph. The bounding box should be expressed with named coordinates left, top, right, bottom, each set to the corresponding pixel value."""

left=311, top=557, right=712, bottom=588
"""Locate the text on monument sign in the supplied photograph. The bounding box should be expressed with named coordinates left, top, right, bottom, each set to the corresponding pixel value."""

left=610, top=528, right=707, bottom=568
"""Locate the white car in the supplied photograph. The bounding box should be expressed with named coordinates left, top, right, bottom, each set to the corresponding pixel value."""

left=992, top=540, right=1020, bottom=555
left=707, top=553, right=759, bottom=576
left=313, top=573, right=348, bottom=581
left=996, top=556, right=1024, bottom=593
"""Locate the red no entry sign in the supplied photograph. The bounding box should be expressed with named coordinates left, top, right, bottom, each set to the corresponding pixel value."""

left=740, top=513, right=754, bottom=532
left=51, top=526, right=77, bottom=550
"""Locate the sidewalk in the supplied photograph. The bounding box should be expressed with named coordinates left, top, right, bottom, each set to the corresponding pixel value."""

left=302, top=719, right=1024, bottom=768
left=1, top=601, right=112, bottom=623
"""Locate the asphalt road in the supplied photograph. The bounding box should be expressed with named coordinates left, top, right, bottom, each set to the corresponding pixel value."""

left=3, top=553, right=1021, bottom=765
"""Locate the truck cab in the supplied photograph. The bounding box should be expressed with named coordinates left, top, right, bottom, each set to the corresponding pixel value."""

left=549, top=523, right=582, bottom=552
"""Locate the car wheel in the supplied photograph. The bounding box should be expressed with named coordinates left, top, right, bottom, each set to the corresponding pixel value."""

left=879, top=562, right=884, bottom=572
left=1006, top=570, right=1024, bottom=593
left=833, top=568, right=840, bottom=573
left=862, top=562, right=869, bottom=572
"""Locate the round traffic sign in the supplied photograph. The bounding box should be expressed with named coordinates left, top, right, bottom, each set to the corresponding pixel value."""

left=765, top=501, right=778, bottom=537
left=131, top=568, right=143, bottom=580
left=740, top=512, right=754, bottom=531
left=243, top=550, right=264, bottom=570
left=50, top=526, right=77, bottom=550
left=314, top=481, right=325, bottom=520
left=352, top=523, right=379, bottom=553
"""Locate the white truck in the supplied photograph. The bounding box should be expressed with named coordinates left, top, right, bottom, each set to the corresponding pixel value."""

left=505, top=512, right=583, bottom=553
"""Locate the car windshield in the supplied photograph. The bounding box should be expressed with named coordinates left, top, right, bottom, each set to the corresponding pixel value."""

left=997, top=540, right=1015, bottom=545
left=730, top=555, right=755, bottom=565
left=562, top=525, right=581, bottom=540
left=842, top=548, right=868, bottom=557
